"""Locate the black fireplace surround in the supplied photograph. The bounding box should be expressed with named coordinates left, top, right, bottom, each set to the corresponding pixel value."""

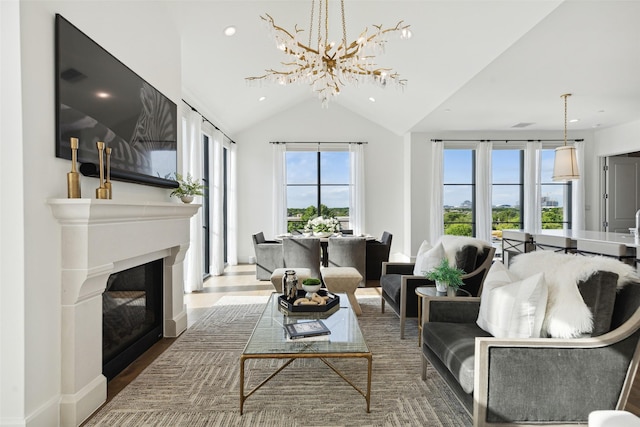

left=102, top=259, right=163, bottom=381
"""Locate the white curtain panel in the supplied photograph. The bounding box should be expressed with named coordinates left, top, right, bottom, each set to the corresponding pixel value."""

left=183, top=108, right=204, bottom=292
left=476, top=142, right=492, bottom=242
left=524, top=140, right=542, bottom=233
left=272, top=143, right=287, bottom=236
left=226, top=140, right=239, bottom=266
left=571, top=140, right=586, bottom=230
left=429, top=140, right=444, bottom=241
left=349, top=143, right=366, bottom=235
left=209, top=128, right=225, bottom=276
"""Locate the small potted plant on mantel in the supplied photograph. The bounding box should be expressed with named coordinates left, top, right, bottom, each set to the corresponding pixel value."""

left=425, top=258, right=465, bottom=296
left=170, top=172, right=205, bottom=203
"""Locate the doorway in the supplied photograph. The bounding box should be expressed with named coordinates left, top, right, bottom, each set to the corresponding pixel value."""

left=603, top=152, right=640, bottom=232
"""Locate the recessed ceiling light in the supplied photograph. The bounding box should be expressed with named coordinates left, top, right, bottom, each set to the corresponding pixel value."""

left=224, top=26, right=236, bottom=36
left=368, top=97, right=376, bottom=103
left=569, top=118, right=580, bottom=123
left=96, top=92, right=111, bottom=98
left=258, top=96, right=266, bottom=102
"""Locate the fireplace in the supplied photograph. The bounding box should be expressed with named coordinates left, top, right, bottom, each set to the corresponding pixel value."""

left=49, top=199, right=199, bottom=426
left=103, top=259, right=163, bottom=381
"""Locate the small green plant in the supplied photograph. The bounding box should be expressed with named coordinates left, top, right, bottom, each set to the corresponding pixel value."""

left=302, top=278, right=322, bottom=286
left=425, top=258, right=465, bottom=290
left=170, top=173, right=205, bottom=198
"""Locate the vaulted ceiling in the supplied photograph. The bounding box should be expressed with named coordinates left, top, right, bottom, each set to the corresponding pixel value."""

left=168, top=1, right=640, bottom=137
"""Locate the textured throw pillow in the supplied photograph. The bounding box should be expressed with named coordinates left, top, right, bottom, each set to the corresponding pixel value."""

left=412, top=240, right=432, bottom=276
left=413, top=242, right=445, bottom=276
left=477, top=262, right=548, bottom=338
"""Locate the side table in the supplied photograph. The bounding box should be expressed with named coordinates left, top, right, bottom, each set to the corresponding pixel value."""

left=415, top=286, right=471, bottom=347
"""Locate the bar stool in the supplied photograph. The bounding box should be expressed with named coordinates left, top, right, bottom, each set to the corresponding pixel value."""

left=501, top=230, right=534, bottom=266
left=533, top=234, right=577, bottom=253
left=576, top=240, right=636, bottom=267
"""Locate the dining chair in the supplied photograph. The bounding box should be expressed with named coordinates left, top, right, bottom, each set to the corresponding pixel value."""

left=326, top=237, right=366, bottom=287
left=282, top=237, right=322, bottom=279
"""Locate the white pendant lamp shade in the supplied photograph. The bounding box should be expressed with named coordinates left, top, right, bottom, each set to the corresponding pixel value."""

left=552, top=145, right=579, bottom=181
left=552, top=93, right=580, bottom=182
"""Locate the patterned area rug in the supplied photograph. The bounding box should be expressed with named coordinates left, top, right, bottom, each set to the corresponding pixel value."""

left=85, top=295, right=472, bottom=426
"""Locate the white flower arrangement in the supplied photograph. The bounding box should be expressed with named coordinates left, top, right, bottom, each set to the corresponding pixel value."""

left=303, top=216, right=341, bottom=234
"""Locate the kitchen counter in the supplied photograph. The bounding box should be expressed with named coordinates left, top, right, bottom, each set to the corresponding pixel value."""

left=534, top=229, right=640, bottom=249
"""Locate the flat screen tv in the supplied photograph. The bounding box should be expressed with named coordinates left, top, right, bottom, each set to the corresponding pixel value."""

left=55, top=14, right=178, bottom=188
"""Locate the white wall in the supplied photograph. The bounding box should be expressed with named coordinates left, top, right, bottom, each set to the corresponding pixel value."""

left=1, top=1, right=181, bottom=425
left=233, top=99, right=405, bottom=262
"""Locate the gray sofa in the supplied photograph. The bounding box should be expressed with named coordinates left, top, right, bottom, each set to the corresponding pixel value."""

left=421, top=271, right=640, bottom=426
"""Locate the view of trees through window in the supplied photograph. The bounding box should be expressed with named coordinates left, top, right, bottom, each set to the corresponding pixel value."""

left=443, top=148, right=570, bottom=238
left=286, top=151, right=350, bottom=232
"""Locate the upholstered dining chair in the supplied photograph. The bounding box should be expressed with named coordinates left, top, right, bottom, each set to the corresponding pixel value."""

left=365, top=231, right=393, bottom=281
left=252, top=232, right=284, bottom=280
left=326, top=237, right=367, bottom=287
left=282, top=237, right=322, bottom=279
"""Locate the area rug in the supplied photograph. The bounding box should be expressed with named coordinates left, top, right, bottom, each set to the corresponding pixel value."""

left=84, top=295, right=472, bottom=426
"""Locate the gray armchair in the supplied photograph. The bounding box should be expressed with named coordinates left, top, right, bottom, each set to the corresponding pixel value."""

left=327, top=236, right=366, bottom=287
left=252, top=232, right=284, bottom=280
left=283, top=237, right=321, bottom=279
left=421, top=272, right=640, bottom=426
left=381, top=243, right=495, bottom=338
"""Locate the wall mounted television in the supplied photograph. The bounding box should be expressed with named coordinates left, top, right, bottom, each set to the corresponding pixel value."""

left=55, top=14, right=178, bottom=188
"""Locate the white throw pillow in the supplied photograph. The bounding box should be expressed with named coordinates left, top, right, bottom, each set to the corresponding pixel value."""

left=412, top=240, right=432, bottom=275
left=414, top=242, right=445, bottom=276
left=477, top=262, right=548, bottom=338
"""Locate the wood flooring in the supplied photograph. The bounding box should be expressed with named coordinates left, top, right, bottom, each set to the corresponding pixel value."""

left=95, top=264, right=640, bottom=422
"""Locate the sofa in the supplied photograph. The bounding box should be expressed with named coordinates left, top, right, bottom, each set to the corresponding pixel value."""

left=421, top=251, right=640, bottom=426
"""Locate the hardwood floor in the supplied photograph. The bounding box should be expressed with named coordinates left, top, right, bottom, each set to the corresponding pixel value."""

left=98, top=264, right=640, bottom=420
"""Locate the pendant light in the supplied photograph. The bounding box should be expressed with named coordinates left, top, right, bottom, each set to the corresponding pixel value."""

left=552, top=93, right=580, bottom=181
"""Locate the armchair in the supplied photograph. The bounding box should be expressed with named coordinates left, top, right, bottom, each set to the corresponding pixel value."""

left=381, top=240, right=495, bottom=338
left=365, top=231, right=393, bottom=281
left=421, top=273, right=640, bottom=426
left=252, top=232, right=284, bottom=280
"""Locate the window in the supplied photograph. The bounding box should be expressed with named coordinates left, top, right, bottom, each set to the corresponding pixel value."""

left=540, top=149, right=572, bottom=229
left=202, top=134, right=210, bottom=277
left=443, top=149, right=475, bottom=236
left=286, top=150, right=350, bottom=232
left=492, top=149, right=524, bottom=232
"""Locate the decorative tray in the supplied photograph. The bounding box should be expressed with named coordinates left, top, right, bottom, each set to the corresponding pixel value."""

left=278, top=289, right=340, bottom=313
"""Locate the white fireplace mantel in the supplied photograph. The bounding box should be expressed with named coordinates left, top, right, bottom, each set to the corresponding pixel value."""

left=48, top=199, right=200, bottom=426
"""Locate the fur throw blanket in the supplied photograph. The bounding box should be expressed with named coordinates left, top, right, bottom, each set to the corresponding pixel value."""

left=510, top=251, right=639, bottom=337
left=438, top=235, right=490, bottom=265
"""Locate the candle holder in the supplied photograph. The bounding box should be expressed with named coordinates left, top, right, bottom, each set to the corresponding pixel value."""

left=105, top=147, right=112, bottom=199
left=95, top=141, right=109, bottom=199
left=67, top=137, right=81, bottom=198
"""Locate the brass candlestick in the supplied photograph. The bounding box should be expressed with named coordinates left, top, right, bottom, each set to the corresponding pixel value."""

left=105, top=147, right=112, bottom=199
left=95, top=141, right=109, bottom=199
left=67, top=137, right=81, bottom=198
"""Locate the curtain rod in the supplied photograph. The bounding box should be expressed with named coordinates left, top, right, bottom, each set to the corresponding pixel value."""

left=181, top=99, right=236, bottom=144
left=431, top=138, right=584, bottom=143
left=270, top=141, right=368, bottom=145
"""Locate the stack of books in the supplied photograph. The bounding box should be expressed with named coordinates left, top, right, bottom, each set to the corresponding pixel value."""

left=284, top=320, right=331, bottom=341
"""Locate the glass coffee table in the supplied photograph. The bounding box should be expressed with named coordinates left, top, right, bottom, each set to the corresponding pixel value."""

left=240, top=292, right=372, bottom=414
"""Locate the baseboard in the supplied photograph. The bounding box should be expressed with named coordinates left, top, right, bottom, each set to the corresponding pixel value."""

left=59, top=374, right=106, bottom=426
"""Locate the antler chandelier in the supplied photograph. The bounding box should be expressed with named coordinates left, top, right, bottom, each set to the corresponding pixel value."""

left=246, top=0, right=411, bottom=106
